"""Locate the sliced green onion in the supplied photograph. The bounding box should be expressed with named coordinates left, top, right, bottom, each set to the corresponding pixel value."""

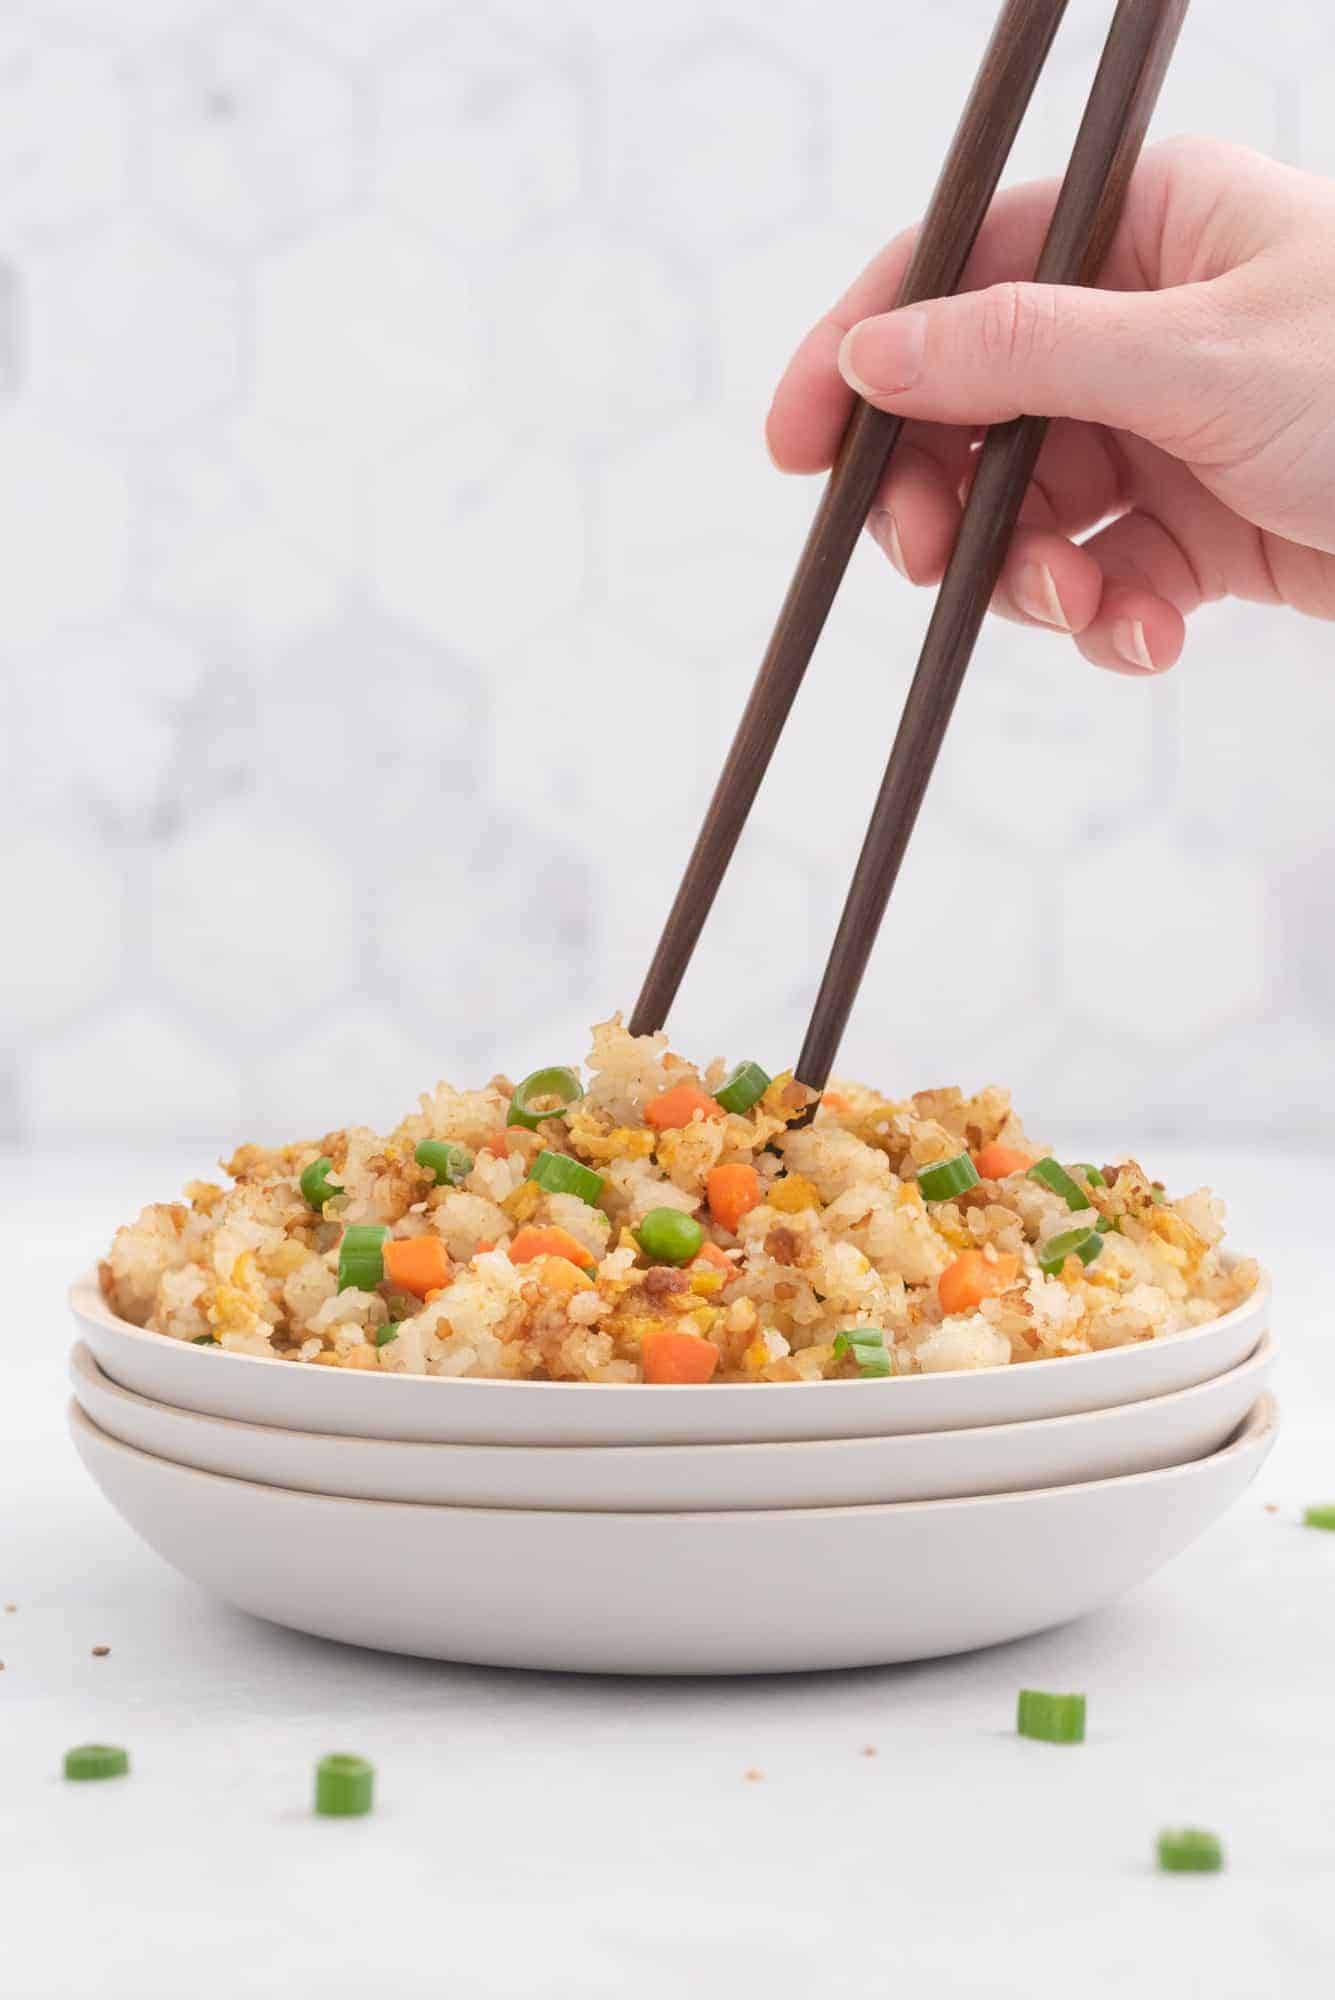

left=916, top=1152, right=979, bottom=1202
left=1151, top=1183, right=1168, bottom=1205
left=530, top=1149, right=604, bottom=1205
left=300, top=1155, right=342, bottom=1211
left=714, top=1060, right=771, bottom=1115
left=315, top=1753, right=374, bottom=1818
left=1027, top=1157, right=1090, bottom=1210
left=1095, top=1215, right=1118, bottom=1235
left=635, top=1208, right=704, bottom=1266
left=414, top=1139, right=472, bottom=1187
left=374, top=1323, right=401, bottom=1349
left=191, top=1333, right=217, bottom=1345
left=832, top=1330, right=893, bottom=1378
left=1157, top=1827, right=1223, bottom=1873
left=507, top=1066, right=583, bottom=1130
left=1069, top=1162, right=1106, bottom=1188
left=337, top=1224, right=388, bottom=1293
left=64, top=1743, right=129, bottom=1782
left=1016, top=1690, right=1085, bottom=1744
left=1038, top=1226, right=1103, bottom=1277
left=1303, top=1505, right=1335, bottom=1531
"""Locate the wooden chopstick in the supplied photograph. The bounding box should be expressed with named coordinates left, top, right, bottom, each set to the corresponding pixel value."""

left=629, top=0, right=1071, bottom=1039
left=794, top=0, right=1188, bottom=1092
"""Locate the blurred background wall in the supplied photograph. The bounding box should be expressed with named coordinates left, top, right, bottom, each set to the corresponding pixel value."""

left=1, top=0, right=1330, bottom=1148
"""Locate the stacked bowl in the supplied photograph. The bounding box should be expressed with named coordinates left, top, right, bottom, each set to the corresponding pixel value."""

left=68, top=1269, right=1275, bottom=1675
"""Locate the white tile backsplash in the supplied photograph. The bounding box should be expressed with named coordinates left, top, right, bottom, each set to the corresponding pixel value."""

left=4, top=0, right=1334, bottom=1147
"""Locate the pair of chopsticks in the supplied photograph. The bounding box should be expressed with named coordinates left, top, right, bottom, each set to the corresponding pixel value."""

left=631, top=0, right=1188, bottom=1089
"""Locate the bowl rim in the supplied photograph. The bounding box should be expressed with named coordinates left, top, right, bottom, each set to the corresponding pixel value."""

left=68, top=1389, right=1278, bottom=1522
left=68, top=1326, right=1276, bottom=1460
left=71, top=1257, right=1269, bottom=1399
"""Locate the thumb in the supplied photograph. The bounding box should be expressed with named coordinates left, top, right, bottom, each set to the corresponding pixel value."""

left=838, top=281, right=1227, bottom=443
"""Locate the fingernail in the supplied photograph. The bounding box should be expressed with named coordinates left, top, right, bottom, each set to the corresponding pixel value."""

left=839, top=309, right=927, bottom=399
left=1112, top=618, right=1156, bottom=673
left=869, top=508, right=910, bottom=579
left=1015, top=562, right=1069, bottom=630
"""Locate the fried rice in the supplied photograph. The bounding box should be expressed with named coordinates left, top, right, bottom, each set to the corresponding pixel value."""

left=99, top=1017, right=1258, bottom=1384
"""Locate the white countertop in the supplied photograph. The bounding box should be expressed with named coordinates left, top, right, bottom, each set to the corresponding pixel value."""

left=4, top=1144, right=1334, bottom=1999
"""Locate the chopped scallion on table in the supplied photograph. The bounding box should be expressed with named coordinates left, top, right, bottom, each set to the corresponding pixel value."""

left=314, top=1753, right=374, bottom=1818
left=530, top=1150, right=605, bottom=1205
left=714, top=1060, right=771, bottom=1115
left=832, top=1330, right=893, bottom=1378
left=1027, top=1157, right=1090, bottom=1210
left=635, top=1208, right=704, bottom=1266
left=507, top=1066, right=584, bottom=1130
left=337, top=1224, right=388, bottom=1294
left=916, top=1153, right=979, bottom=1202
left=299, top=1156, right=341, bottom=1211
left=1157, top=1827, right=1223, bottom=1873
left=1038, top=1226, right=1103, bottom=1277
left=413, top=1139, right=472, bottom=1187
left=64, top=1743, right=129, bottom=1782
left=1303, top=1505, right=1335, bottom=1531
left=1016, top=1690, right=1085, bottom=1744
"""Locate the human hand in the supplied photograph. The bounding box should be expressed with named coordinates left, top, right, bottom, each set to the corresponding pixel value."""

left=766, top=138, right=1335, bottom=674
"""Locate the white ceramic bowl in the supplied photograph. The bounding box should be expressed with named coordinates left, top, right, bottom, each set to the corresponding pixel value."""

left=69, top=1394, right=1276, bottom=1674
left=70, top=1266, right=1270, bottom=1447
left=68, top=1330, right=1275, bottom=1512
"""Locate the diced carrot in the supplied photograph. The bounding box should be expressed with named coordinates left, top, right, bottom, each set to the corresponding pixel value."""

left=693, top=1241, right=736, bottom=1277
left=821, top=1091, right=850, bottom=1112
left=938, top=1249, right=1020, bottom=1316
left=532, top=1255, right=596, bottom=1296
left=508, top=1224, right=597, bottom=1271
left=383, top=1235, right=452, bottom=1299
left=480, top=1128, right=522, bottom=1157
left=644, top=1083, right=725, bottom=1131
left=641, top=1328, right=720, bottom=1384
left=706, top=1162, right=761, bottom=1234
left=474, top=1240, right=495, bottom=1255
left=972, top=1142, right=1033, bottom=1180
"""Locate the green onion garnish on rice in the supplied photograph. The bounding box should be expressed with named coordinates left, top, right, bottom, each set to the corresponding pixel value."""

left=414, top=1140, right=473, bottom=1187
left=916, top=1153, right=979, bottom=1202
left=64, top=1744, right=129, bottom=1782
left=299, top=1155, right=341, bottom=1211
left=507, top=1066, right=584, bottom=1130
left=1303, top=1505, right=1335, bottom=1531
left=337, top=1224, right=389, bottom=1294
left=1027, top=1157, right=1090, bottom=1210
left=530, top=1150, right=605, bottom=1205
left=714, top=1060, right=771, bottom=1115
left=1151, top=1184, right=1168, bottom=1205
left=374, top=1323, right=401, bottom=1349
left=191, top=1334, right=217, bottom=1344
left=635, top=1208, right=704, bottom=1266
left=1157, top=1827, right=1223, bottom=1873
left=1069, top=1162, right=1106, bottom=1188
left=314, top=1754, right=374, bottom=1818
left=832, top=1330, right=893, bottom=1378
left=1016, top=1690, right=1085, bottom=1744
left=1038, top=1226, right=1103, bottom=1276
